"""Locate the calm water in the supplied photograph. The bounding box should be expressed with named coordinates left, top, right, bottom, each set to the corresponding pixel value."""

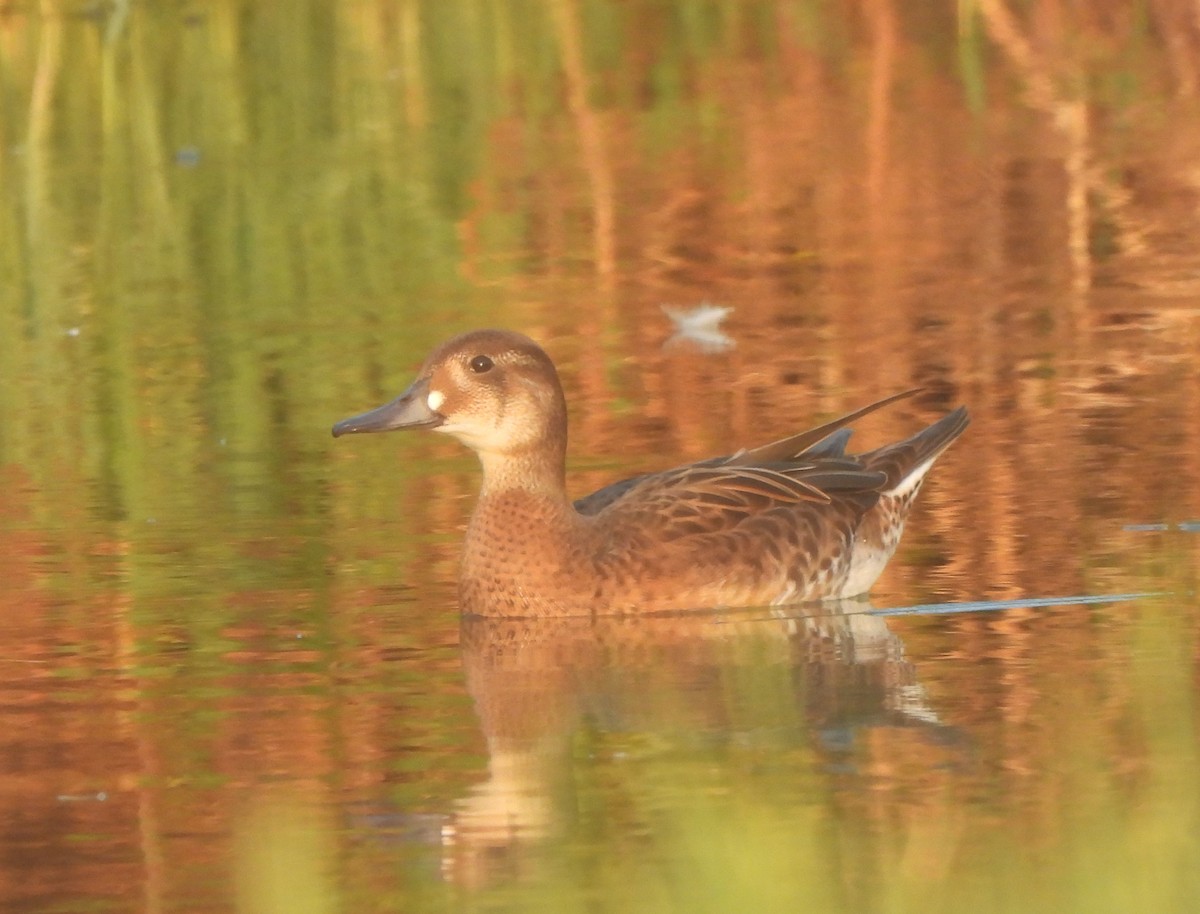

left=2, top=2, right=1200, bottom=912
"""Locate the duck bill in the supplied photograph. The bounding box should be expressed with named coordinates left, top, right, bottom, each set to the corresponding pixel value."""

left=332, top=377, right=443, bottom=437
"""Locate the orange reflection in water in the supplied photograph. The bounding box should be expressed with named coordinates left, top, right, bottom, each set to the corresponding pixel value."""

left=2, top=0, right=1200, bottom=910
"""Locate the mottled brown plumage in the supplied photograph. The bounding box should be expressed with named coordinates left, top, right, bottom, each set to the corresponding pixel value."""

left=333, top=329, right=969, bottom=617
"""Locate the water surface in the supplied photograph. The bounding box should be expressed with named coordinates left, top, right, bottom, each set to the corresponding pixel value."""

left=2, top=2, right=1199, bottom=912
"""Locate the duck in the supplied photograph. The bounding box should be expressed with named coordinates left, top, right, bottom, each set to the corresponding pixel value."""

left=332, top=329, right=969, bottom=617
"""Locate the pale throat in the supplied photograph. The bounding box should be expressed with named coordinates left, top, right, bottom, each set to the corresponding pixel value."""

left=475, top=444, right=568, bottom=500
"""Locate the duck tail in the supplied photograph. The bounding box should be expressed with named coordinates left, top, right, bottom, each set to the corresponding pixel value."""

left=861, top=406, right=970, bottom=496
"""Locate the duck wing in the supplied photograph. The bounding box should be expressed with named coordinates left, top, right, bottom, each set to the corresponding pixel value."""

left=573, top=390, right=919, bottom=517
left=722, top=389, right=920, bottom=465
left=575, top=457, right=886, bottom=541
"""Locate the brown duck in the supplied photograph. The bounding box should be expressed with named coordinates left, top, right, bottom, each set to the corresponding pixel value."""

left=333, top=329, right=968, bottom=617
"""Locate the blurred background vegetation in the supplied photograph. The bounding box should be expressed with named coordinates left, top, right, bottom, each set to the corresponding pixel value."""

left=2, top=1, right=1200, bottom=912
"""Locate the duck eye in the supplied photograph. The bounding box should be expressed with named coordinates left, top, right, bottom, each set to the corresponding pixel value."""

left=469, top=355, right=494, bottom=374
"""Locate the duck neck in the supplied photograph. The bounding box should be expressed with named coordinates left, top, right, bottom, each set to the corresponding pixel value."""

left=476, top=440, right=570, bottom=505
left=462, top=433, right=583, bottom=617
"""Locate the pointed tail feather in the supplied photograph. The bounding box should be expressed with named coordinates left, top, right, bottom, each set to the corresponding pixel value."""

left=861, top=406, right=970, bottom=495
left=728, top=389, right=922, bottom=466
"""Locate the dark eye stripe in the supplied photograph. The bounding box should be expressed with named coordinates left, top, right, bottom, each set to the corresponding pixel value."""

left=469, top=355, right=494, bottom=373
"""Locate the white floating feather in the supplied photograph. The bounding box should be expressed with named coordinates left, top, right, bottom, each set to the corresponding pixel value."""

left=662, top=302, right=735, bottom=352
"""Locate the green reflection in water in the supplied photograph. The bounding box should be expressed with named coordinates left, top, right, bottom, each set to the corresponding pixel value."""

left=2, top=3, right=1199, bottom=913
left=2, top=1, right=512, bottom=619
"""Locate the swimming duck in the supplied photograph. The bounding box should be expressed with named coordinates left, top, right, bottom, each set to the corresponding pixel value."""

left=333, top=329, right=968, bottom=617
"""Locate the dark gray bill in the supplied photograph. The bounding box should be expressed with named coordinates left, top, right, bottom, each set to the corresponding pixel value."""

left=331, top=377, right=443, bottom=437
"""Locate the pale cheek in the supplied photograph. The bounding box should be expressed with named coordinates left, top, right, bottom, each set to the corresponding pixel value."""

left=435, top=422, right=505, bottom=451
left=427, top=390, right=445, bottom=411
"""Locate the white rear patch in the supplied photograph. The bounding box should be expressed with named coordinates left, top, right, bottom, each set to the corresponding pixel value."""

left=885, top=454, right=937, bottom=500
left=427, top=389, right=445, bottom=411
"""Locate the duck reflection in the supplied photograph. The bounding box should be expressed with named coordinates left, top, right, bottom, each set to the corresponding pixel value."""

left=443, top=599, right=951, bottom=885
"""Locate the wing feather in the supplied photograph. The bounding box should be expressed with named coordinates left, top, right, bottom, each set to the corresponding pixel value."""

left=574, top=391, right=920, bottom=517
left=572, top=390, right=929, bottom=538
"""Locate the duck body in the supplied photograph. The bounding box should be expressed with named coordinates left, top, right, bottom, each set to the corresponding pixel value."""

left=333, top=329, right=969, bottom=617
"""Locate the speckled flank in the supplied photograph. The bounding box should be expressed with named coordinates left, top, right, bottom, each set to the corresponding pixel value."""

left=333, top=329, right=970, bottom=617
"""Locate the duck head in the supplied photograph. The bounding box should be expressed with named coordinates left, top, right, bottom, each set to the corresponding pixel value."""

left=332, top=330, right=569, bottom=475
